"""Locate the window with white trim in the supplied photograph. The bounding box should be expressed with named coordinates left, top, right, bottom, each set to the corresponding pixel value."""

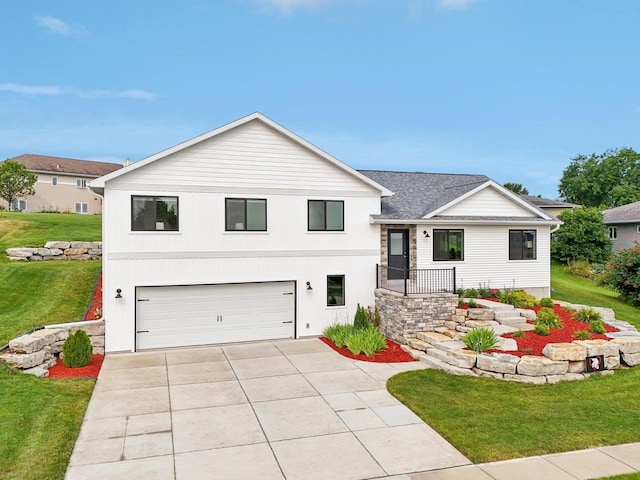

left=52, top=177, right=58, bottom=186
left=433, top=229, right=464, bottom=261
left=308, top=200, right=344, bottom=231
left=11, top=199, right=27, bottom=212
left=327, top=275, right=345, bottom=306
left=225, top=198, right=267, bottom=231
left=131, top=196, right=179, bottom=231
left=75, top=202, right=88, bottom=214
left=76, top=178, right=87, bottom=188
left=609, top=227, right=618, bottom=240
left=509, top=229, right=537, bottom=260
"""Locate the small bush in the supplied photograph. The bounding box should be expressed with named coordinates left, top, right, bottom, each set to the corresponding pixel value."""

left=534, top=324, right=550, bottom=336
left=535, top=307, right=563, bottom=329
left=462, top=327, right=498, bottom=353
left=574, top=308, right=602, bottom=324
left=573, top=330, right=591, bottom=340
left=589, top=320, right=607, bottom=334
left=477, top=285, right=491, bottom=298
left=467, top=299, right=478, bottom=308
left=93, top=308, right=103, bottom=318
left=367, top=305, right=381, bottom=327
left=62, top=329, right=93, bottom=368
left=599, top=242, right=640, bottom=306
left=567, top=260, right=592, bottom=278
left=458, top=298, right=465, bottom=307
left=464, top=288, right=479, bottom=298
left=540, top=297, right=554, bottom=308
left=354, top=304, right=369, bottom=330
left=345, top=326, right=388, bottom=356
left=512, top=329, right=525, bottom=339
left=497, top=290, right=538, bottom=308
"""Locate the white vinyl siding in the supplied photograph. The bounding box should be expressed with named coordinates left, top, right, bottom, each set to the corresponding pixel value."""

left=438, top=187, right=537, bottom=217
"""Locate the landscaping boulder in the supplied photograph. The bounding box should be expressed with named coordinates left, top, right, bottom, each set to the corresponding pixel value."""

left=503, top=373, right=547, bottom=384
left=45, top=241, right=70, bottom=249
left=621, top=352, right=640, bottom=367
left=516, top=355, right=568, bottom=376
left=476, top=353, right=520, bottom=374
left=6, top=248, right=34, bottom=258
left=542, top=343, right=587, bottom=361
left=610, top=338, right=640, bottom=355
left=572, top=339, right=620, bottom=358
left=0, top=350, right=47, bottom=369
left=546, top=373, right=585, bottom=384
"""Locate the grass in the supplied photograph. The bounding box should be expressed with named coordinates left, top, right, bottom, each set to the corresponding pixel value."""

left=388, top=262, right=640, bottom=464
left=388, top=367, right=640, bottom=463
left=0, top=211, right=101, bottom=479
left=0, top=369, right=94, bottom=480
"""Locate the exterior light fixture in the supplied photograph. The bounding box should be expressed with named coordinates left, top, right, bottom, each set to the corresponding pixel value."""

left=306, top=282, right=313, bottom=290
left=423, top=230, right=430, bottom=238
left=115, top=288, right=122, bottom=299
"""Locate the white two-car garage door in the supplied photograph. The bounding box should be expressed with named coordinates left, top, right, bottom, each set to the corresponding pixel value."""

left=136, top=282, right=295, bottom=350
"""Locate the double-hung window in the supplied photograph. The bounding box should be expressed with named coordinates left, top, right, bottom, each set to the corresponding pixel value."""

left=77, top=178, right=87, bottom=189
left=609, top=227, right=618, bottom=240
left=52, top=177, right=58, bottom=186
left=131, top=196, right=179, bottom=231
left=308, top=200, right=344, bottom=231
left=225, top=198, right=267, bottom=231
left=509, top=229, right=537, bottom=260
left=75, top=202, right=88, bottom=214
left=433, top=229, right=464, bottom=261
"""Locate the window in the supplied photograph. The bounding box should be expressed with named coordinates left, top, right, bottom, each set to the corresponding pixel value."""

left=327, top=275, right=345, bottom=306
left=609, top=227, right=618, bottom=240
left=11, top=199, right=27, bottom=212
left=308, top=200, right=344, bottom=231
left=509, top=229, right=537, bottom=260
left=75, top=202, right=88, bottom=214
left=52, top=177, right=58, bottom=186
left=225, top=198, right=267, bottom=231
left=131, top=196, right=178, bottom=231
left=76, top=178, right=87, bottom=189
left=433, top=229, right=464, bottom=261
left=636, top=225, right=640, bottom=234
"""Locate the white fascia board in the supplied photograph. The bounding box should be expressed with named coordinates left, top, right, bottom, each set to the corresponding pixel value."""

left=371, top=218, right=562, bottom=226
left=90, top=112, right=393, bottom=197
left=422, top=180, right=553, bottom=221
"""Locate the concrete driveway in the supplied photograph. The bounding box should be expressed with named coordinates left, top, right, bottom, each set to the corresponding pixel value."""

left=65, top=338, right=470, bottom=480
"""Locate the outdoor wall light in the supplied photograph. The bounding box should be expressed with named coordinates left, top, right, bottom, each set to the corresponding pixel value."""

left=306, top=282, right=313, bottom=291
left=423, top=230, right=430, bottom=238
left=115, top=288, right=122, bottom=299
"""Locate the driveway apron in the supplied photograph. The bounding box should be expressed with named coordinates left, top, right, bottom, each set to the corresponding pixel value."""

left=65, top=338, right=470, bottom=480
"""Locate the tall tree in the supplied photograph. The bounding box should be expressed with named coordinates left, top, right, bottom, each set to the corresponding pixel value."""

left=558, top=148, right=640, bottom=207
left=0, top=160, right=37, bottom=210
left=503, top=182, right=529, bottom=195
left=551, top=207, right=612, bottom=264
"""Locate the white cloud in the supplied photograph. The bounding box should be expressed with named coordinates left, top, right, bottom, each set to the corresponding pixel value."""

left=439, top=0, right=479, bottom=9
left=0, top=83, right=158, bottom=102
left=35, top=15, right=89, bottom=37
left=251, top=0, right=352, bottom=14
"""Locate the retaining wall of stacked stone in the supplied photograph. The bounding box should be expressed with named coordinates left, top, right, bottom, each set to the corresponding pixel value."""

left=6, top=241, right=102, bottom=261
left=375, top=288, right=457, bottom=344
left=0, top=320, right=104, bottom=378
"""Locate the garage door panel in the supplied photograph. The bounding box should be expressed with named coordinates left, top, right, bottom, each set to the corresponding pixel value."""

left=136, top=282, right=295, bottom=350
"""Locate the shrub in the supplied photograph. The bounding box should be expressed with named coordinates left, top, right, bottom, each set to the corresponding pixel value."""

left=354, top=304, right=369, bottom=330
left=497, top=290, right=538, bottom=308
left=323, top=324, right=352, bottom=348
left=464, top=288, right=479, bottom=298
left=599, top=242, right=640, bottom=306
left=462, top=327, right=498, bottom=353
left=551, top=207, right=612, bottom=264
left=535, top=307, right=563, bottom=329
left=467, top=299, right=478, bottom=308
left=477, top=285, right=491, bottom=298
left=534, top=324, right=550, bottom=336
left=574, top=308, right=602, bottom=324
left=589, top=320, right=607, bottom=334
left=458, top=298, right=465, bottom=307
left=566, top=260, right=592, bottom=278
left=573, top=330, right=591, bottom=340
left=345, top=326, right=388, bottom=356
left=367, top=305, right=381, bottom=327
left=540, top=297, right=554, bottom=308
left=62, top=329, right=93, bottom=368
left=93, top=308, right=103, bottom=318
left=512, top=329, right=525, bottom=338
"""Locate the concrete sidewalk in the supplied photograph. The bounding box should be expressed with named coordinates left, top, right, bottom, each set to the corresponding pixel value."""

left=65, top=339, right=469, bottom=480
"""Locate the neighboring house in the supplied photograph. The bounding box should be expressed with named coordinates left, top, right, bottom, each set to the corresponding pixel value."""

left=603, top=200, right=640, bottom=251
left=1, top=154, right=122, bottom=214
left=91, top=113, right=561, bottom=353
left=360, top=171, right=561, bottom=299
left=519, top=194, right=578, bottom=218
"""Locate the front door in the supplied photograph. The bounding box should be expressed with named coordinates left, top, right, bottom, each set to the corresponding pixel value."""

left=387, top=229, right=409, bottom=280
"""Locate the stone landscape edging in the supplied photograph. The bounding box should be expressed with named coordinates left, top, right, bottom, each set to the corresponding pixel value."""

left=6, top=241, right=102, bottom=261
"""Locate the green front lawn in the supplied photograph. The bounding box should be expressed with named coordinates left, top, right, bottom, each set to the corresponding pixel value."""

left=389, top=263, right=640, bottom=463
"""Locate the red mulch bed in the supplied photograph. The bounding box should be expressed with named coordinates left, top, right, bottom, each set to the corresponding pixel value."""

left=84, top=273, right=103, bottom=320
left=47, top=354, right=104, bottom=379
left=320, top=336, right=416, bottom=363
left=500, top=304, right=618, bottom=357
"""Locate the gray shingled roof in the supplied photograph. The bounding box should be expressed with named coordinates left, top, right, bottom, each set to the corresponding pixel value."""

left=603, top=200, right=640, bottom=224
left=6, top=154, right=122, bottom=177
left=519, top=194, right=578, bottom=209
left=359, top=170, right=490, bottom=219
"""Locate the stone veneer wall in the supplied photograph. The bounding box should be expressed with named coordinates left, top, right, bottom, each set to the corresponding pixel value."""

left=375, top=288, right=457, bottom=344
left=380, top=225, right=417, bottom=269
left=0, top=321, right=104, bottom=378
left=6, top=241, right=102, bottom=261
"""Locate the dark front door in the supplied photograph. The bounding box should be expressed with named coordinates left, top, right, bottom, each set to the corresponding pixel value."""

left=387, top=229, right=409, bottom=280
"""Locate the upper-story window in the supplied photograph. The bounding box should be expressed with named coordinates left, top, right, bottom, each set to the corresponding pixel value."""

left=225, top=198, right=267, bottom=231
left=509, top=229, right=537, bottom=260
left=77, top=178, right=87, bottom=189
left=52, top=177, right=58, bottom=186
left=308, top=200, right=344, bottom=231
left=609, top=227, right=618, bottom=240
left=433, top=229, right=464, bottom=261
left=131, top=196, right=179, bottom=231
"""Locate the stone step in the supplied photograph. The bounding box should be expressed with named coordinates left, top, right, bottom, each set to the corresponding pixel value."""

left=416, top=331, right=452, bottom=344
left=426, top=347, right=477, bottom=369
left=473, top=299, right=514, bottom=310
left=400, top=344, right=424, bottom=360
left=432, top=340, right=466, bottom=352
left=406, top=338, right=431, bottom=352
left=418, top=353, right=478, bottom=376
left=493, top=309, right=523, bottom=321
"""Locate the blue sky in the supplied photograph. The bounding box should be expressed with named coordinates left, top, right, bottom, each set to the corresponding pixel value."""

left=1, top=0, right=638, bottom=199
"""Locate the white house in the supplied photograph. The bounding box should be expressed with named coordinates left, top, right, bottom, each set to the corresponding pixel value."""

left=92, top=113, right=561, bottom=353
left=90, top=113, right=391, bottom=353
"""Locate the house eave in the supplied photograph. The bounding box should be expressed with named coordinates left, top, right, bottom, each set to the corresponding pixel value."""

left=371, top=217, right=562, bottom=227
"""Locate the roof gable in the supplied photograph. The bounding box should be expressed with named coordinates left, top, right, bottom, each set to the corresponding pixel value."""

left=91, top=113, right=391, bottom=196
left=7, top=154, right=122, bottom=177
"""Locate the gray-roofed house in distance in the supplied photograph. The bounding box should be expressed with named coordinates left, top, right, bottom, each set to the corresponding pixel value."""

left=1, top=154, right=123, bottom=214
left=360, top=170, right=562, bottom=298
left=603, top=200, right=640, bottom=251
left=519, top=194, right=578, bottom=218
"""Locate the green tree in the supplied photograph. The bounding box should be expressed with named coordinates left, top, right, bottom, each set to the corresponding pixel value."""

left=599, top=242, right=640, bottom=306
left=558, top=148, right=640, bottom=207
left=503, top=182, right=529, bottom=195
left=551, top=207, right=612, bottom=264
left=0, top=160, right=37, bottom=210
